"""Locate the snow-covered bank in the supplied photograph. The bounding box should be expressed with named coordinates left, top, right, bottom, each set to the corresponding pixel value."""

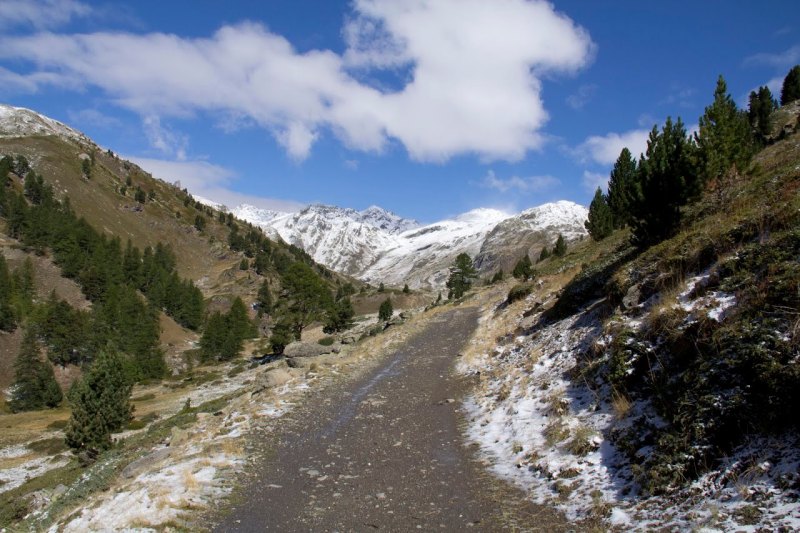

left=460, top=283, right=800, bottom=531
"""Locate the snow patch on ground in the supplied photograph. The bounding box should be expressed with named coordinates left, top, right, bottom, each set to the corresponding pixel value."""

left=461, top=275, right=799, bottom=530
left=0, top=454, right=70, bottom=495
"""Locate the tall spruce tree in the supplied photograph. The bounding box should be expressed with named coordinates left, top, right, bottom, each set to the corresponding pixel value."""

left=446, top=253, right=477, bottom=299
left=748, top=86, right=777, bottom=140
left=378, top=298, right=393, bottom=322
left=281, top=262, right=332, bottom=340
left=512, top=254, right=534, bottom=280
left=606, top=148, right=639, bottom=228
left=695, top=76, right=754, bottom=186
left=65, top=345, right=132, bottom=456
left=553, top=234, right=567, bottom=257
left=256, top=279, right=272, bottom=317
left=780, top=65, right=800, bottom=105
left=631, top=118, right=693, bottom=246
left=9, top=330, right=63, bottom=412
left=0, top=255, right=16, bottom=331
left=585, top=187, right=614, bottom=241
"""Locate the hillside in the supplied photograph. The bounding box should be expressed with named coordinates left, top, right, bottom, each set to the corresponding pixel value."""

left=234, top=200, right=588, bottom=289
left=458, top=107, right=800, bottom=530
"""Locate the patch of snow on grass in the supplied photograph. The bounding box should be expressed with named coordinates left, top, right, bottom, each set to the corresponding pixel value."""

left=0, top=455, right=70, bottom=494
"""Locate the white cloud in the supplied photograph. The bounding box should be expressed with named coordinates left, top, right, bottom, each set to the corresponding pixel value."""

left=481, top=169, right=559, bottom=193
left=0, top=0, right=90, bottom=30
left=744, top=45, right=800, bottom=69
left=582, top=170, right=607, bottom=193
left=0, top=0, right=594, bottom=162
left=127, top=156, right=304, bottom=213
left=575, top=128, right=650, bottom=166
left=67, top=108, right=121, bottom=129
left=142, top=116, right=188, bottom=160
left=566, top=83, right=597, bottom=110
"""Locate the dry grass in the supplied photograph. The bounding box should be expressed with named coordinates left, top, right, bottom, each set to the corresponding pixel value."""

left=611, top=391, right=632, bottom=420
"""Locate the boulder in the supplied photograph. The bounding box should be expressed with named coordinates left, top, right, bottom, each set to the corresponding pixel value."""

left=341, top=336, right=356, bottom=345
left=254, top=368, right=293, bottom=392
left=283, top=342, right=332, bottom=358
left=622, top=283, right=641, bottom=309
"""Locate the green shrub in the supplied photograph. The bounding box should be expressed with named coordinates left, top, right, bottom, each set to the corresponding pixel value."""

left=506, top=282, right=534, bottom=304
left=318, top=336, right=335, bottom=346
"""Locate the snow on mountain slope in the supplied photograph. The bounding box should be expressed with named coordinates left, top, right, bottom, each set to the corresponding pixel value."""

left=0, top=104, right=89, bottom=142
left=361, top=208, right=512, bottom=289
left=475, top=201, right=589, bottom=274
left=233, top=200, right=588, bottom=289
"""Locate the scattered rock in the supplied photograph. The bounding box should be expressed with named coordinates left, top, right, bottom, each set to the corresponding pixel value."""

left=253, top=368, right=293, bottom=393
left=622, top=283, right=641, bottom=309
left=121, top=448, right=172, bottom=479
left=169, top=427, right=191, bottom=448
left=341, top=336, right=356, bottom=345
left=284, top=342, right=333, bottom=358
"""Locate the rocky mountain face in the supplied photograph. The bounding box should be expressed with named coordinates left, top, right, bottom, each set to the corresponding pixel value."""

left=235, top=201, right=589, bottom=289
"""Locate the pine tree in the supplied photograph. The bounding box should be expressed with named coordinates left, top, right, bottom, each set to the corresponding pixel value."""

left=748, top=86, right=777, bottom=140
left=256, top=280, right=272, bottom=317
left=9, top=330, right=63, bottom=412
left=323, top=297, right=355, bottom=333
left=446, top=253, right=477, bottom=299
left=281, top=262, right=333, bottom=339
left=0, top=255, right=16, bottom=331
left=490, top=270, right=504, bottom=284
left=378, top=282, right=385, bottom=293
left=553, top=234, right=567, bottom=257
left=378, top=298, right=393, bottom=322
left=228, top=297, right=255, bottom=342
left=606, top=148, right=639, bottom=228
left=538, top=247, right=551, bottom=262
left=585, top=187, right=614, bottom=241
left=512, top=254, right=533, bottom=280
left=780, top=65, right=800, bottom=105
left=631, top=118, right=694, bottom=246
left=402, top=284, right=410, bottom=294
left=65, top=345, right=132, bottom=456
left=695, top=75, right=754, bottom=185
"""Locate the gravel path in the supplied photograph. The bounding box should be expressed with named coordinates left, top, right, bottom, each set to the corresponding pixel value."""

left=212, top=307, right=568, bottom=532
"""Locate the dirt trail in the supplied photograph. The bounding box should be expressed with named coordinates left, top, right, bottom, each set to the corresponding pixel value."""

left=212, top=307, right=567, bottom=532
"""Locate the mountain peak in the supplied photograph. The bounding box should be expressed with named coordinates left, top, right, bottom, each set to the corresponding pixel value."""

left=0, top=104, right=88, bottom=142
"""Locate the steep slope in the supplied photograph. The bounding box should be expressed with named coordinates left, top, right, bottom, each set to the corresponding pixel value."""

left=475, top=200, right=588, bottom=275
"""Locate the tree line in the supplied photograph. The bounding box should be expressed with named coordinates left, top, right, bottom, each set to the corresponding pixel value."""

left=585, top=66, right=800, bottom=245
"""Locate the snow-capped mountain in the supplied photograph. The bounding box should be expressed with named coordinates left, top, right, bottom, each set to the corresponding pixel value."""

left=235, top=200, right=588, bottom=290
left=0, top=104, right=89, bottom=143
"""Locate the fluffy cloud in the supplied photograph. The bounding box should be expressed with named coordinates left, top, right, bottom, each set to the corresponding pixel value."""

left=575, top=128, right=650, bottom=166
left=128, top=156, right=304, bottom=213
left=582, top=170, right=607, bottom=193
left=481, top=169, right=559, bottom=193
left=744, top=45, right=800, bottom=69
left=0, top=0, right=594, bottom=162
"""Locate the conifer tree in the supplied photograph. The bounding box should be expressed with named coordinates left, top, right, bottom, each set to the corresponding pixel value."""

left=11, top=257, right=35, bottom=319
left=446, top=253, right=477, bottom=299
left=538, top=246, right=551, bottom=262
left=65, top=345, right=132, bottom=456
left=695, top=75, right=754, bottom=186
left=378, top=298, right=393, bottom=322
left=631, top=118, right=693, bottom=246
left=606, top=148, right=639, bottom=228
left=553, top=234, right=567, bottom=257
left=512, top=254, right=534, bottom=280
left=256, top=280, right=272, bottom=317
left=9, top=330, right=63, bottom=412
left=281, top=262, right=333, bottom=339
left=490, top=270, right=504, bottom=284
left=748, top=86, right=777, bottom=140
left=402, top=284, right=410, bottom=294
left=0, top=255, right=16, bottom=331
left=324, top=297, right=355, bottom=333
left=780, top=65, right=800, bottom=105
left=585, top=187, right=614, bottom=241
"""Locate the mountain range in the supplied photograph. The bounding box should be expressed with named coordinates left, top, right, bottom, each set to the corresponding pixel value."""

left=230, top=200, right=588, bottom=289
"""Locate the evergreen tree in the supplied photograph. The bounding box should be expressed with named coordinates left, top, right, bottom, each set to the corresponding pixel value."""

left=323, top=297, right=355, bottom=333
left=378, top=282, right=385, bottom=293
left=748, top=86, right=777, bottom=140
left=228, top=297, right=255, bottom=342
left=585, top=187, right=614, bottom=241
left=538, top=247, right=551, bottom=262
left=65, top=345, right=132, bottom=456
left=239, top=258, right=249, bottom=271
left=490, top=270, right=504, bottom=284
left=695, top=75, right=754, bottom=185
left=780, top=65, right=800, bottom=105
left=194, top=214, right=206, bottom=232
left=446, top=253, right=477, bottom=299
left=631, top=118, right=694, bottom=246
left=281, top=262, right=333, bottom=339
left=9, top=330, right=63, bottom=412
left=0, top=255, right=16, bottom=331
left=378, top=298, right=393, bottom=322
left=81, top=158, right=92, bottom=179
left=11, top=257, right=35, bottom=319
left=553, top=234, right=567, bottom=257
left=256, top=280, right=272, bottom=317
left=606, top=147, right=639, bottom=228
left=269, top=319, right=294, bottom=354
left=512, top=254, right=534, bottom=280
left=402, top=284, right=410, bottom=294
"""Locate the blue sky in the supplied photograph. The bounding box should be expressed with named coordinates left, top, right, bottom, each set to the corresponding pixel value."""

left=0, top=0, right=798, bottom=222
